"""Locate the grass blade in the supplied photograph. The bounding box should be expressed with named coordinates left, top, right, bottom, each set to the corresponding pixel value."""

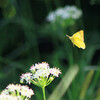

left=48, top=65, right=79, bottom=100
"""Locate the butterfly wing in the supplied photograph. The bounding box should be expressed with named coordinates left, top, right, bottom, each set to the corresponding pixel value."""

left=72, top=30, right=84, bottom=41
left=70, top=36, right=85, bottom=49
left=69, top=30, right=86, bottom=49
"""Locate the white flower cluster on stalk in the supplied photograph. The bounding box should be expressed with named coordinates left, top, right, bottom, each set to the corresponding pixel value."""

left=46, top=5, right=82, bottom=22
left=20, top=62, right=61, bottom=88
left=0, top=84, right=34, bottom=100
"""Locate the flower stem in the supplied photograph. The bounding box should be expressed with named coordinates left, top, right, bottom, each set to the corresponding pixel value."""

left=42, top=87, right=46, bottom=100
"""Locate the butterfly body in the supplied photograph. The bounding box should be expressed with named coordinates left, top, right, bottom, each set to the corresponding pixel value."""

left=66, top=30, right=86, bottom=49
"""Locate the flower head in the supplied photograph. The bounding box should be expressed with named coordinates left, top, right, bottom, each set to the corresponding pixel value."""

left=20, top=86, right=34, bottom=98
left=30, top=62, right=49, bottom=71
left=20, top=73, right=32, bottom=84
left=20, top=85, right=34, bottom=98
left=50, top=67, right=61, bottom=77
left=20, top=62, right=61, bottom=87
left=1, top=84, right=34, bottom=100
left=46, top=5, right=82, bottom=26
left=33, top=68, right=51, bottom=78
left=6, top=84, right=21, bottom=92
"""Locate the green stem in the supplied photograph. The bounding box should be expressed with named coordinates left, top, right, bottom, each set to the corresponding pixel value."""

left=42, top=87, right=46, bottom=100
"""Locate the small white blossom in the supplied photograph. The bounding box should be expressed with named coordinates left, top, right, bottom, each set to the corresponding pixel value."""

left=6, top=84, right=21, bottom=92
left=0, top=94, right=21, bottom=100
left=30, top=62, right=50, bottom=72
left=46, top=5, right=82, bottom=22
left=20, top=86, right=34, bottom=98
left=50, top=68, right=61, bottom=77
left=20, top=73, right=32, bottom=84
left=35, top=62, right=50, bottom=70
left=1, top=89, right=9, bottom=95
left=46, top=12, right=56, bottom=22
left=33, top=68, right=51, bottom=78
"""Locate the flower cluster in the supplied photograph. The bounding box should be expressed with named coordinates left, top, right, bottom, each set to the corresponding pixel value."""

left=46, top=5, right=82, bottom=27
left=46, top=5, right=82, bottom=22
left=0, top=84, right=34, bottom=100
left=20, top=62, right=61, bottom=88
left=0, top=94, right=21, bottom=100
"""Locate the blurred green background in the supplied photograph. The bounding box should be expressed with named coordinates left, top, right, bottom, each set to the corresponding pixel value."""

left=0, top=0, right=100, bottom=100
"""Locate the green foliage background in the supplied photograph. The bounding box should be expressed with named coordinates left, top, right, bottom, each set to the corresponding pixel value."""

left=0, top=0, right=100, bottom=100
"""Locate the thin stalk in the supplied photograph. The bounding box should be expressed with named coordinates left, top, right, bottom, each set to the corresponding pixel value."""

left=42, top=87, right=46, bottom=100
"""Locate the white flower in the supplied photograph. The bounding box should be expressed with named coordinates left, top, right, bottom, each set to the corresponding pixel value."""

left=50, top=68, right=61, bottom=77
left=55, top=8, right=70, bottom=19
left=35, top=62, right=50, bottom=70
left=20, top=86, right=34, bottom=98
left=1, top=84, right=34, bottom=99
left=0, top=94, right=21, bottom=100
left=46, top=5, right=82, bottom=22
left=46, top=12, right=56, bottom=22
left=33, top=68, right=51, bottom=78
left=30, top=62, right=50, bottom=72
left=20, top=73, right=32, bottom=84
left=30, top=64, right=35, bottom=72
left=6, top=84, right=21, bottom=92
left=55, top=8, right=64, bottom=16
left=20, top=62, right=61, bottom=87
left=64, top=5, right=82, bottom=19
left=1, top=89, right=9, bottom=95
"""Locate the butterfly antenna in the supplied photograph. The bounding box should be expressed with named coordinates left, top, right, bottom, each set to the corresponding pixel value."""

left=66, top=34, right=70, bottom=38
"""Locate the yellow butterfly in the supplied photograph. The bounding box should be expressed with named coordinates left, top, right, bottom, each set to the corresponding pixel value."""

left=66, top=30, right=86, bottom=49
